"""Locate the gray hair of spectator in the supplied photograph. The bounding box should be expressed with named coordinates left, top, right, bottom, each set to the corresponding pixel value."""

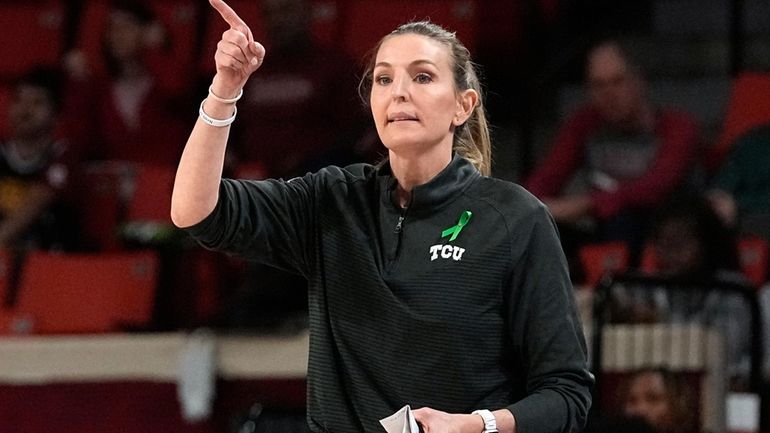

left=358, top=21, right=492, bottom=176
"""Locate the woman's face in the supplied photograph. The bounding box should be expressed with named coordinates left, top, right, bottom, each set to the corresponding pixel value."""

left=369, top=33, right=464, bottom=156
left=624, top=371, right=674, bottom=431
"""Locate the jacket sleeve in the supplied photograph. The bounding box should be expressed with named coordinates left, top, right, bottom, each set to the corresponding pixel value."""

left=183, top=175, right=317, bottom=277
left=506, top=205, right=594, bottom=433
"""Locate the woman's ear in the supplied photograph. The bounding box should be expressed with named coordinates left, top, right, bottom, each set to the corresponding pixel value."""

left=453, top=89, right=478, bottom=126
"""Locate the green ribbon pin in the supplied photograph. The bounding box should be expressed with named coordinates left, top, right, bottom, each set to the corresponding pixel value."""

left=441, top=210, right=472, bottom=242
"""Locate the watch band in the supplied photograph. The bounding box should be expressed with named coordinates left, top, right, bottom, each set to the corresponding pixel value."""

left=472, top=409, right=498, bottom=433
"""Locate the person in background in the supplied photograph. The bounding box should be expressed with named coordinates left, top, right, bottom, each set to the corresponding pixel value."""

left=707, top=124, right=770, bottom=241
left=648, top=196, right=740, bottom=281
left=0, top=67, right=80, bottom=251
left=622, top=368, right=698, bottom=433
left=610, top=197, right=753, bottom=387
left=63, top=0, right=188, bottom=166
left=171, top=1, right=593, bottom=432
left=525, top=40, right=700, bottom=261
left=711, top=127, right=770, bottom=382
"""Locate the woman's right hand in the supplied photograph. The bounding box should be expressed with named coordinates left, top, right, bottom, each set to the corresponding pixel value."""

left=208, top=0, right=265, bottom=98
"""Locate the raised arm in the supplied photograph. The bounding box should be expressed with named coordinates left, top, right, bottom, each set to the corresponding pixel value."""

left=170, top=0, right=265, bottom=228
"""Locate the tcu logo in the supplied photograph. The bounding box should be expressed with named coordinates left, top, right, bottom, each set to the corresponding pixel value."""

left=429, top=244, right=466, bottom=261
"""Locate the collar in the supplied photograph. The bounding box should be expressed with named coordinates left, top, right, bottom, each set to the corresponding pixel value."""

left=377, top=153, right=481, bottom=213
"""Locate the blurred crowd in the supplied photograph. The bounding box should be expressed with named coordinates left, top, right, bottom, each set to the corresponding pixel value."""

left=0, top=1, right=769, bottom=431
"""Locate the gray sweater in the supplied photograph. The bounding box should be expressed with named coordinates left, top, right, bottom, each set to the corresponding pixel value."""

left=185, top=155, right=593, bottom=433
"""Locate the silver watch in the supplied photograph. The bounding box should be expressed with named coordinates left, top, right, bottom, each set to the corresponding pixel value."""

left=472, top=409, right=498, bottom=433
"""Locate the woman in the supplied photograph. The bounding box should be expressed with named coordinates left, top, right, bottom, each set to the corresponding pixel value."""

left=171, top=1, right=593, bottom=432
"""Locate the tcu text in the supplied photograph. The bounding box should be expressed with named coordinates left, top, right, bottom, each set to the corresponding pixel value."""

left=429, top=244, right=466, bottom=261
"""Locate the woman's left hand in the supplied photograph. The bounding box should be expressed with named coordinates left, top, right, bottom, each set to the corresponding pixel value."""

left=411, top=407, right=482, bottom=433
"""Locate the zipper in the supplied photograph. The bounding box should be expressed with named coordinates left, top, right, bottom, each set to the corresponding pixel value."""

left=394, top=215, right=405, bottom=233
left=388, top=208, right=407, bottom=267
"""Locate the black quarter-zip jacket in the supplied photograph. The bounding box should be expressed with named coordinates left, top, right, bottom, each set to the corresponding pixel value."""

left=185, top=155, right=593, bottom=433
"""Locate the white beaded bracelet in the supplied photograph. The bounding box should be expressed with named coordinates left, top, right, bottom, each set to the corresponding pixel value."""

left=208, top=85, right=243, bottom=104
left=199, top=99, right=237, bottom=127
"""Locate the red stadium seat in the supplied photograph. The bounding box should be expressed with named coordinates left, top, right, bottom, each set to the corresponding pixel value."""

left=72, top=0, right=111, bottom=77
left=738, top=236, right=769, bottom=288
left=125, top=164, right=176, bottom=224
left=0, top=250, right=14, bottom=308
left=639, top=243, right=659, bottom=274
left=0, top=1, right=65, bottom=79
left=578, top=242, right=630, bottom=288
left=120, top=164, right=177, bottom=245
left=310, top=0, right=341, bottom=48
left=339, top=0, right=479, bottom=59
left=0, top=249, right=19, bottom=333
left=151, top=1, right=200, bottom=69
left=708, top=72, right=770, bottom=171
left=76, top=161, right=134, bottom=251
left=9, top=250, right=159, bottom=334
left=475, top=0, right=525, bottom=56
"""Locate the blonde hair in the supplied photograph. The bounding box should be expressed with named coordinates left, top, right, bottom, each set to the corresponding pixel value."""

left=358, top=21, right=492, bottom=175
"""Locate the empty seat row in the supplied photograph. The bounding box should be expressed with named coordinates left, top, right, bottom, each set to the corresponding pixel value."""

left=0, top=249, right=159, bottom=334
left=76, top=161, right=176, bottom=251
left=579, top=237, right=769, bottom=289
left=0, top=0, right=65, bottom=78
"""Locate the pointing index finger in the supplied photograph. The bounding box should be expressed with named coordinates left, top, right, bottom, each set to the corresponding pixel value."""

left=209, top=0, right=251, bottom=39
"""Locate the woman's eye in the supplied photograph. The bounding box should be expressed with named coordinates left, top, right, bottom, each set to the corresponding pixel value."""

left=375, top=76, right=391, bottom=85
left=414, top=73, right=432, bottom=84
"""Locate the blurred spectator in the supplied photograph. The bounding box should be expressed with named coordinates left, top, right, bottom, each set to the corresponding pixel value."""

left=622, top=368, right=699, bottom=433
left=231, top=0, right=370, bottom=178
left=525, top=40, right=700, bottom=260
left=610, top=196, right=744, bottom=321
left=649, top=196, right=740, bottom=280
left=0, top=67, right=80, bottom=251
left=63, top=0, right=189, bottom=166
left=60, top=0, right=197, bottom=329
left=610, top=197, right=754, bottom=386
left=707, top=124, right=770, bottom=241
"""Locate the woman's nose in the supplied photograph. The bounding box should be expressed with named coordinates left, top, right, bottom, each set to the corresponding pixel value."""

left=390, top=73, right=410, bottom=101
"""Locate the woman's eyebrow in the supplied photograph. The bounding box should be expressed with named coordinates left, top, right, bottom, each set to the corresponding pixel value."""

left=374, top=59, right=438, bottom=69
